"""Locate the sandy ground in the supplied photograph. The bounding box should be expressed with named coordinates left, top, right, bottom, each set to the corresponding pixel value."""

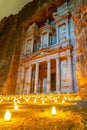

left=0, top=94, right=87, bottom=130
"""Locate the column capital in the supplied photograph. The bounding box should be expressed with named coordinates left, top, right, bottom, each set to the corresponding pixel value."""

left=35, top=62, right=39, bottom=68
left=21, top=63, right=25, bottom=67
left=55, top=56, right=60, bottom=60
left=67, top=54, right=72, bottom=59
left=47, top=31, right=50, bottom=34
left=47, top=59, right=51, bottom=62
left=29, top=64, right=32, bottom=67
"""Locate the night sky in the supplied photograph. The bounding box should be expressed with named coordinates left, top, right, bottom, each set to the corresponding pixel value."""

left=0, top=0, right=32, bottom=20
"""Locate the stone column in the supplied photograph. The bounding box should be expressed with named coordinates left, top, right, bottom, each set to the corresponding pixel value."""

left=41, top=35, right=43, bottom=48
left=24, top=69, right=28, bottom=94
left=66, top=20, right=69, bottom=40
left=56, top=25, right=59, bottom=44
left=15, top=67, right=21, bottom=94
left=47, top=60, right=51, bottom=93
left=47, top=32, right=49, bottom=47
left=68, top=55, right=73, bottom=92
left=34, top=63, right=39, bottom=93
left=28, top=65, right=32, bottom=93
left=20, top=66, right=25, bottom=94
left=56, top=57, right=60, bottom=92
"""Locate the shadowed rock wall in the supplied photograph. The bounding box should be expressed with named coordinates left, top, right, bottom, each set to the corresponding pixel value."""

left=0, top=15, right=23, bottom=94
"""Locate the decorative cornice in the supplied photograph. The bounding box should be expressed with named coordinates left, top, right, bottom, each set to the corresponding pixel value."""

left=53, top=12, right=71, bottom=23
left=20, top=45, right=73, bottom=63
left=40, top=25, right=55, bottom=35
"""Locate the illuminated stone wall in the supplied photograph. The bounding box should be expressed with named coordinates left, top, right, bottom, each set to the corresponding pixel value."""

left=16, top=1, right=77, bottom=94
left=0, top=0, right=66, bottom=94
left=72, top=0, right=87, bottom=98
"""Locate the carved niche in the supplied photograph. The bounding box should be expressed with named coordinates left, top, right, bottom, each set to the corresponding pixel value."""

left=26, top=39, right=32, bottom=54
left=58, top=23, right=66, bottom=43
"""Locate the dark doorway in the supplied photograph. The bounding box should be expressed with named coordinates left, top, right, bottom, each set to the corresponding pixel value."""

left=51, top=73, right=56, bottom=92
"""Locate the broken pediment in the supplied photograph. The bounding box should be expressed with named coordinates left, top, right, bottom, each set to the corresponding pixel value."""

left=30, top=48, right=53, bottom=59
left=26, top=22, right=39, bottom=34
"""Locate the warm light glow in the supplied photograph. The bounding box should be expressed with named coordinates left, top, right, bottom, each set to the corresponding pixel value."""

left=25, top=99, right=29, bottom=102
left=17, top=100, right=20, bottom=104
left=54, top=99, right=57, bottom=102
left=34, top=98, right=37, bottom=103
left=52, top=107, right=57, bottom=115
left=4, top=110, right=11, bottom=121
left=14, top=104, right=19, bottom=110
left=50, top=98, right=52, bottom=100
left=68, top=98, right=71, bottom=101
left=42, top=100, right=45, bottom=104
left=62, top=100, right=65, bottom=104
left=64, top=96, right=67, bottom=100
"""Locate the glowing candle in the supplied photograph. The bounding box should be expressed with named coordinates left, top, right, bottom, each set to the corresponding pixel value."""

left=17, top=100, right=20, bottom=104
left=64, top=96, right=67, bottom=100
left=54, top=99, right=57, bottom=102
left=34, top=98, right=37, bottom=103
left=42, top=100, right=45, bottom=104
left=51, top=107, right=57, bottom=115
left=25, top=99, right=29, bottom=102
left=4, top=110, right=11, bottom=121
left=14, top=104, right=19, bottom=110
left=62, top=100, right=65, bottom=104
left=50, top=98, right=52, bottom=100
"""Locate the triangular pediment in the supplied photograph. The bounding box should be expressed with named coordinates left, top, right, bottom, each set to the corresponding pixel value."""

left=30, top=48, right=53, bottom=59
left=27, top=22, right=39, bottom=33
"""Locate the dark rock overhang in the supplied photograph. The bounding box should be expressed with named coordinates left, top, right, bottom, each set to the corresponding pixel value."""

left=22, top=0, right=68, bottom=29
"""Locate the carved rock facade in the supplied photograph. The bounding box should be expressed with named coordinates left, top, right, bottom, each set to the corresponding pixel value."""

left=0, top=0, right=87, bottom=97
left=0, top=0, right=66, bottom=94
left=16, top=1, right=78, bottom=94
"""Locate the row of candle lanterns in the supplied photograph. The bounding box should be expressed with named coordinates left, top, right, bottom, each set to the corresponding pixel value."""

left=4, top=105, right=57, bottom=121
left=0, top=94, right=80, bottom=122
left=0, top=94, right=81, bottom=101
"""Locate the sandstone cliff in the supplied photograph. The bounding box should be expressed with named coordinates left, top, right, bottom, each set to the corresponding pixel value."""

left=73, top=0, right=87, bottom=98
left=0, top=0, right=66, bottom=94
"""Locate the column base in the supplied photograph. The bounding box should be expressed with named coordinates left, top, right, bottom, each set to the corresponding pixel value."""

left=47, top=82, right=51, bottom=93
left=60, top=88, right=74, bottom=93
left=74, top=86, right=79, bottom=92
left=68, top=88, right=74, bottom=93
left=34, top=91, right=38, bottom=94
left=53, top=90, right=60, bottom=94
left=46, top=91, right=51, bottom=94
left=34, top=85, right=38, bottom=94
